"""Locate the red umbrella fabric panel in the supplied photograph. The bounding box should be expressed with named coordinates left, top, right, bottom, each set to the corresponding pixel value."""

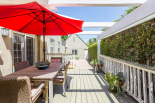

left=0, top=2, right=84, bottom=36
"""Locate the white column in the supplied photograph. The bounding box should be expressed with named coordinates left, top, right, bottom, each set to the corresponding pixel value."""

left=97, top=39, right=100, bottom=59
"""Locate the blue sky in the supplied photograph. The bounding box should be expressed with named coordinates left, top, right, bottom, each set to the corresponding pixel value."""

left=54, top=6, right=130, bottom=43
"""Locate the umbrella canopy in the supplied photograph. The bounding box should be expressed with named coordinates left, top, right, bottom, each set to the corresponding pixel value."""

left=0, top=2, right=84, bottom=61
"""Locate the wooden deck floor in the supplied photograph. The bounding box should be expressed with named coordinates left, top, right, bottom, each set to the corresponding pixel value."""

left=36, top=60, right=137, bottom=103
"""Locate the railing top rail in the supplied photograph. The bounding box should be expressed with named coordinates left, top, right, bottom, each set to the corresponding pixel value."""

left=99, top=54, right=155, bottom=73
left=47, top=53, right=74, bottom=55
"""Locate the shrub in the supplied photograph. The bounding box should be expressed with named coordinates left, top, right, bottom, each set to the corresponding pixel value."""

left=100, top=18, right=155, bottom=66
left=88, top=43, right=97, bottom=60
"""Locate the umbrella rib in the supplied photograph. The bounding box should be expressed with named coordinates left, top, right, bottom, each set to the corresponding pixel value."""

left=0, top=11, right=41, bottom=20
left=29, top=9, right=42, bottom=22
left=46, top=12, right=82, bottom=32
left=19, top=18, right=36, bottom=32
left=46, top=13, right=68, bottom=35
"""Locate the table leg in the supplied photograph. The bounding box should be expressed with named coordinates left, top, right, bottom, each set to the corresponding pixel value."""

left=45, top=81, right=48, bottom=103
left=49, top=80, right=53, bottom=103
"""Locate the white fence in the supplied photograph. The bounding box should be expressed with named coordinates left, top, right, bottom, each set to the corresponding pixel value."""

left=47, top=53, right=75, bottom=68
left=99, top=54, right=155, bottom=103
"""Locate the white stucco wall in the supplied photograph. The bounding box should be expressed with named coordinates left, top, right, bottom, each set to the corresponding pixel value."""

left=46, top=36, right=65, bottom=53
left=65, top=34, right=88, bottom=59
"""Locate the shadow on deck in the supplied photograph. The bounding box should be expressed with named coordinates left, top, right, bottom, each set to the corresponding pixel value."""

left=36, top=60, right=137, bottom=103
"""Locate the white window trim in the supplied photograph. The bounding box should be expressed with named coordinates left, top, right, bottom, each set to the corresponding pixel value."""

left=58, top=41, right=60, bottom=53
left=50, top=38, right=55, bottom=53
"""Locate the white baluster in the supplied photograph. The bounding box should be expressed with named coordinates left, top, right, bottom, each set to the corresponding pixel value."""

left=142, top=70, right=147, bottom=103
left=137, top=69, right=141, bottom=100
left=133, top=67, right=137, bottom=96
left=130, top=66, right=133, bottom=94
left=148, top=72, right=154, bottom=103
left=127, top=65, right=129, bottom=90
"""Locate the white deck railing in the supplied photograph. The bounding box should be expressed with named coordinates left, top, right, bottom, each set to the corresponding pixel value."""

left=47, top=53, right=75, bottom=68
left=99, top=54, right=155, bottom=103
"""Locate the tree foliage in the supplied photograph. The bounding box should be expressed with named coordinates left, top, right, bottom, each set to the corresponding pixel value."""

left=87, top=38, right=97, bottom=46
left=61, top=36, right=68, bottom=41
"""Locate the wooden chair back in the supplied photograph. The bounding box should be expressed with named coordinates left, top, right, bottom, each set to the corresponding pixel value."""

left=0, top=76, right=32, bottom=103
left=63, top=61, right=70, bottom=83
left=51, top=57, right=62, bottom=63
left=14, top=61, right=30, bottom=72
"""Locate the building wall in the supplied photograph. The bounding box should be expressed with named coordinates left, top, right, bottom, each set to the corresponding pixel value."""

left=0, top=27, right=39, bottom=76
left=65, top=34, right=88, bottom=59
left=46, top=36, right=65, bottom=54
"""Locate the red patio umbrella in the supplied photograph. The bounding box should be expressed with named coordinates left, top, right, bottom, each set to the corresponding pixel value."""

left=0, top=2, right=83, bottom=61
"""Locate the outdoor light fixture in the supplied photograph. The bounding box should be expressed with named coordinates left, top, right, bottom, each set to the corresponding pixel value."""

left=1, top=28, right=9, bottom=36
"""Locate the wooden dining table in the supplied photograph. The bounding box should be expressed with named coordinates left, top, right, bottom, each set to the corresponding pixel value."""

left=6, top=63, right=66, bottom=103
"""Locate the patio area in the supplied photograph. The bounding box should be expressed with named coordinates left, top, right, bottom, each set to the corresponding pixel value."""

left=36, top=60, right=137, bottom=103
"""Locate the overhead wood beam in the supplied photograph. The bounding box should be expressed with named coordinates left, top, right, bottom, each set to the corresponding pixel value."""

left=76, top=31, right=102, bottom=35
left=83, top=22, right=115, bottom=28
left=48, top=0, right=147, bottom=6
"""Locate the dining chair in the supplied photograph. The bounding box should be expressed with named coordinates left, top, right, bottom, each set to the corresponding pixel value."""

left=51, top=57, right=62, bottom=63
left=14, top=60, right=30, bottom=71
left=0, top=76, right=47, bottom=103
left=53, top=61, right=70, bottom=97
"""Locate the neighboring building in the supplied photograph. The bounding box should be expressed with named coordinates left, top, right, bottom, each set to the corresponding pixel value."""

left=65, top=34, right=88, bottom=59
left=46, top=36, right=65, bottom=54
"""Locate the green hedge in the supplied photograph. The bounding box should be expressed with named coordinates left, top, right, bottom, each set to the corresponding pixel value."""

left=100, top=18, right=155, bottom=66
left=88, top=43, right=97, bottom=60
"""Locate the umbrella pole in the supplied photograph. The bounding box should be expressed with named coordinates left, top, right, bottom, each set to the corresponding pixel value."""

left=43, top=11, right=46, bottom=61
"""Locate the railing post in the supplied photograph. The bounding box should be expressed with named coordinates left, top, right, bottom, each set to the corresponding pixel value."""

left=97, top=39, right=100, bottom=59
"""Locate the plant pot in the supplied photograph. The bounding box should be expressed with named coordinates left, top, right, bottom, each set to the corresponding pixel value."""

left=99, top=64, right=103, bottom=67
left=95, top=65, right=99, bottom=73
left=119, top=80, right=124, bottom=87
left=109, top=85, right=117, bottom=92
left=92, top=64, right=95, bottom=71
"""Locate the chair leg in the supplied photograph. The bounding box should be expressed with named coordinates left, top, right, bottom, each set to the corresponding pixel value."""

left=62, top=85, right=67, bottom=97
left=66, top=80, right=69, bottom=88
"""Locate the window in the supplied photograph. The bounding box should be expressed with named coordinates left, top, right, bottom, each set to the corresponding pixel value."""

left=58, top=41, right=60, bottom=53
left=73, top=37, right=75, bottom=42
left=72, top=49, right=78, bottom=55
left=50, top=39, right=54, bottom=53
left=61, top=41, right=66, bottom=46
left=1, top=28, right=9, bottom=36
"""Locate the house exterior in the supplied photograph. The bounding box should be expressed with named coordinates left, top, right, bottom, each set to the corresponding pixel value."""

left=46, top=36, right=65, bottom=54
left=65, top=34, right=88, bottom=59
left=0, top=27, right=46, bottom=76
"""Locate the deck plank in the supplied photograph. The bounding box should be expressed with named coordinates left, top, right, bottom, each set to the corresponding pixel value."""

left=36, top=60, right=137, bottom=103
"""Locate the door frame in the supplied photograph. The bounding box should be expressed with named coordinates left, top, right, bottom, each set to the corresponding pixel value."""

left=12, top=32, right=35, bottom=72
left=25, top=34, right=35, bottom=65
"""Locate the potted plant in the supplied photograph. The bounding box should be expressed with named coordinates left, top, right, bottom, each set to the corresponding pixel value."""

left=98, top=60, right=103, bottom=67
left=95, top=59, right=100, bottom=73
left=46, top=59, right=50, bottom=67
left=105, top=72, right=125, bottom=96
left=90, top=59, right=95, bottom=70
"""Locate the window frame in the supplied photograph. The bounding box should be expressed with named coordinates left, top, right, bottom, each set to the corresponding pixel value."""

left=50, top=39, right=55, bottom=53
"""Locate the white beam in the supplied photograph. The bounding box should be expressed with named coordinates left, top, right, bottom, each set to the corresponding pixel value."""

left=76, top=31, right=102, bottom=35
left=83, top=22, right=115, bottom=28
left=98, top=0, right=155, bottom=40
left=0, top=0, right=48, bottom=4
left=48, top=0, right=147, bottom=6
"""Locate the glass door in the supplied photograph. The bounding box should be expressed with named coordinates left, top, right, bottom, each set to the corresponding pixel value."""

left=13, top=35, right=24, bottom=63
left=26, top=37, right=34, bottom=66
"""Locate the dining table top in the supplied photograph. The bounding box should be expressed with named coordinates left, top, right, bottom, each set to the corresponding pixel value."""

left=5, top=63, right=66, bottom=81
